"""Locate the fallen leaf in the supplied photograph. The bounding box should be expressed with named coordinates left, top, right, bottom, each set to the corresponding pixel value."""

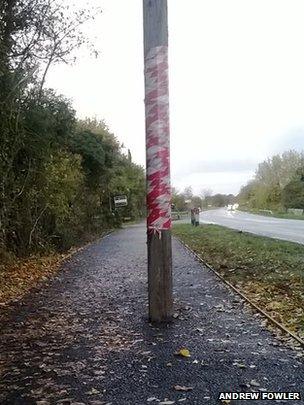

left=176, top=348, right=191, bottom=357
left=70, top=403, right=86, bottom=405
left=173, top=385, right=193, bottom=392
left=250, top=379, right=260, bottom=387
left=233, top=362, right=246, bottom=368
left=56, top=398, right=73, bottom=404
left=87, top=388, right=100, bottom=395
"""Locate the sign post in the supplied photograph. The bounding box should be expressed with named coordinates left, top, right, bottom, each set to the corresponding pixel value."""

left=143, top=0, right=173, bottom=322
left=114, top=195, right=128, bottom=208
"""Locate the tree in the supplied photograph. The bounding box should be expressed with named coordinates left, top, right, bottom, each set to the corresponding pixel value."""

left=238, top=151, right=304, bottom=211
left=282, top=175, right=304, bottom=210
left=200, top=188, right=212, bottom=198
left=191, top=196, right=202, bottom=209
left=0, top=0, right=101, bottom=255
left=212, top=194, right=227, bottom=207
left=0, top=1, right=146, bottom=259
left=0, top=0, right=100, bottom=90
left=183, top=186, right=193, bottom=201
left=171, top=188, right=186, bottom=211
left=256, top=150, right=304, bottom=189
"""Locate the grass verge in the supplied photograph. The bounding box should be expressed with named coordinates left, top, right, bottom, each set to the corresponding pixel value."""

left=240, top=208, right=304, bottom=221
left=173, top=223, right=304, bottom=338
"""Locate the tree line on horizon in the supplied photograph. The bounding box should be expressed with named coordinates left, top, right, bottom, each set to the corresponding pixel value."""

left=0, top=0, right=145, bottom=261
left=172, top=149, right=304, bottom=214
left=171, top=186, right=236, bottom=211
left=238, top=150, right=304, bottom=212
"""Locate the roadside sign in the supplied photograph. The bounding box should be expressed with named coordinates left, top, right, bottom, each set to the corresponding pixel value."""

left=114, top=195, right=128, bottom=207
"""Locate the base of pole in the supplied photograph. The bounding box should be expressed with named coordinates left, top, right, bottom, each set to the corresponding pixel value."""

left=147, top=229, right=173, bottom=323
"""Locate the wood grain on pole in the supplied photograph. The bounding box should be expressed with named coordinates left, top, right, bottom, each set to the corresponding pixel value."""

left=143, top=0, right=173, bottom=323
left=143, top=0, right=168, bottom=51
left=147, top=230, right=172, bottom=322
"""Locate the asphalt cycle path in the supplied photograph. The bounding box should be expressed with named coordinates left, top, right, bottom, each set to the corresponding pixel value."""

left=0, top=224, right=303, bottom=404
left=199, top=208, right=304, bottom=245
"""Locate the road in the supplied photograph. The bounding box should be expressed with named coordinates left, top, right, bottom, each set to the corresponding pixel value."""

left=197, top=208, right=304, bottom=244
left=0, top=223, right=303, bottom=404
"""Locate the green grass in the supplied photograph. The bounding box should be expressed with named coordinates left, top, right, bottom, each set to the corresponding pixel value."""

left=173, top=223, right=304, bottom=337
left=269, top=212, right=304, bottom=220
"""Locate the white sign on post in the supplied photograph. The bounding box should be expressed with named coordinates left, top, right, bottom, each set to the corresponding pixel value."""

left=114, top=195, right=128, bottom=207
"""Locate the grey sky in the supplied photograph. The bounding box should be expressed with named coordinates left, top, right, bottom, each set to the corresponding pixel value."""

left=46, top=0, right=304, bottom=195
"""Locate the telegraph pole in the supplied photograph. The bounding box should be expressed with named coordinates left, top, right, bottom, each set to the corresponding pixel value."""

left=143, top=0, right=173, bottom=322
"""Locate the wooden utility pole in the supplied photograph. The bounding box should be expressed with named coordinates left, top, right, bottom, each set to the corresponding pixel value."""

left=143, top=0, right=173, bottom=322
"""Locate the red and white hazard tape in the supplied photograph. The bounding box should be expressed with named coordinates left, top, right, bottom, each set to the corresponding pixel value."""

left=144, top=45, right=171, bottom=235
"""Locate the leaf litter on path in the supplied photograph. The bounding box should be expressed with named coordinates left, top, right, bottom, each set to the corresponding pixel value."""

left=173, top=385, right=193, bottom=392
left=175, top=348, right=191, bottom=358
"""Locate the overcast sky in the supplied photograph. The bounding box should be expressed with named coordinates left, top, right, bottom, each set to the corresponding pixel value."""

left=46, top=0, right=304, bottom=195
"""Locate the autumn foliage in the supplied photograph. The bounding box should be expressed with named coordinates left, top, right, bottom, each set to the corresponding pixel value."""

left=0, top=1, right=145, bottom=261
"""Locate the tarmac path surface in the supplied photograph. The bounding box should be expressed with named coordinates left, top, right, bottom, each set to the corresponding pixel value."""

left=199, top=208, right=304, bottom=245
left=0, top=223, right=303, bottom=404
